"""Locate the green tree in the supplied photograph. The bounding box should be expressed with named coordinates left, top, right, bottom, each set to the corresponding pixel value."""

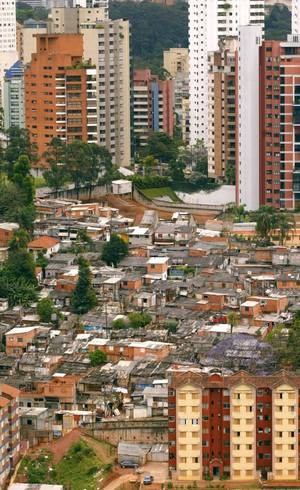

left=112, top=318, right=127, bottom=329
left=179, top=140, right=208, bottom=175
left=254, top=206, right=278, bottom=242
left=8, top=229, right=30, bottom=251
left=0, top=273, right=37, bottom=306
left=37, top=298, right=57, bottom=323
left=11, top=154, right=35, bottom=205
left=227, top=311, right=238, bottom=334
left=140, top=155, right=159, bottom=176
left=84, top=143, right=112, bottom=198
left=36, top=249, right=49, bottom=277
left=101, top=234, right=129, bottom=266
left=164, top=319, right=178, bottom=333
left=43, top=137, right=68, bottom=194
left=168, top=160, right=185, bottom=183
left=128, top=312, right=152, bottom=329
left=89, top=349, right=108, bottom=366
left=71, top=256, right=97, bottom=315
left=4, top=127, right=37, bottom=175
left=225, top=163, right=236, bottom=185
left=265, top=4, right=291, bottom=41
left=276, top=211, right=295, bottom=245
left=110, top=1, right=188, bottom=67
left=5, top=249, right=37, bottom=285
left=65, top=140, right=89, bottom=198
left=142, top=132, right=179, bottom=163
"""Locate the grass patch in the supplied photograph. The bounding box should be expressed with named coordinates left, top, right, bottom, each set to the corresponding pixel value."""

left=140, top=186, right=181, bottom=202
left=17, top=439, right=113, bottom=490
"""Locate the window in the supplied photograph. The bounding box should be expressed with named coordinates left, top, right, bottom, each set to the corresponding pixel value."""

left=192, top=419, right=199, bottom=425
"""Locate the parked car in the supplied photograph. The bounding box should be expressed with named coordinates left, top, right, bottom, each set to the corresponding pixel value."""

left=143, top=474, right=154, bottom=485
left=120, top=460, right=139, bottom=469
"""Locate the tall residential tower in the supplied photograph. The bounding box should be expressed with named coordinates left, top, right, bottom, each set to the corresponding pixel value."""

left=188, top=0, right=265, bottom=144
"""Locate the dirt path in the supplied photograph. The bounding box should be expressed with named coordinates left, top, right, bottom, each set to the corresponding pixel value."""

left=40, top=428, right=82, bottom=464
left=102, top=473, right=138, bottom=490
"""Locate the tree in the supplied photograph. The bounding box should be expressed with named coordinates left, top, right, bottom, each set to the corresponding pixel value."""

left=89, top=349, right=108, bottom=366
left=277, top=211, right=295, bottom=245
left=71, top=256, right=97, bottom=315
left=5, top=249, right=37, bottom=285
left=254, top=206, right=278, bottom=242
left=112, top=318, right=127, bottom=329
left=0, top=176, right=36, bottom=233
left=227, top=311, right=238, bottom=334
left=168, top=159, right=185, bottom=183
left=225, top=163, right=236, bottom=185
left=142, top=132, right=179, bottom=163
left=265, top=4, right=291, bottom=41
left=101, top=234, right=129, bottom=266
left=65, top=140, right=89, bottom=198
left=84, top=143, right=112, bottom=198
left=36, top=250, right=49, bottom=277
left=4, top=127, right=37, bottom=175
left=43, top=137, right=68, bottom=194
left=128, top=312, right=152, bottom=329
left=37, top=298, right=57, bottom=323
left=0, top=273, right=37, bottom=306
left=8, top=229, right=30, bottom=251
left=140, top=155, right=159, bottom=176
left=179, top=140, right=208, bottom=175
left=110, top=1, right=188, bottom=68
left=11, top=154, right=35, bottom=205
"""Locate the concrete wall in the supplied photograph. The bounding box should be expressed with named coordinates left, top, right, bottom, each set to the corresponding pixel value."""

left=84, top=417, right=168, bottom=446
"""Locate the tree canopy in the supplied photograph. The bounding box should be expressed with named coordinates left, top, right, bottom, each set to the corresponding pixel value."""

left=101, top=234, right=129, bottom=267
left=110, top=0, right=188, bottom=69
left=265, top=4, right=291, bottom=41
left=71, top=256, right=97, bottom=315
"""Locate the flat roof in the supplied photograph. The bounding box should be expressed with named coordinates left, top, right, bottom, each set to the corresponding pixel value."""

left=147, top=257, right=169, bottom=264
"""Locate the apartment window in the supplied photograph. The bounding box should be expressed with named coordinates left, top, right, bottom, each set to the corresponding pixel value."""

left=192, top=419, right=199, bottom=425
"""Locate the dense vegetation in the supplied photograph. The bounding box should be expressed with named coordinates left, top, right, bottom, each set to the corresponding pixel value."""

left=16, top=1, right=48, bottom=23
left=265, top=4, right=291, bottom=40
left=110, top=0, right=188, bottom=71
left=18, top=440, right=113, bottom=489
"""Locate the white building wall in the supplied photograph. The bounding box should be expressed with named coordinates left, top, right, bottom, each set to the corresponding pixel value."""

left=237, top=25, right=262, bottom=211
left=293, top=0, right=300, bottom=34
left=189, top=0, right=265, bottom=145
left=0, top=0, right=17, bottom=104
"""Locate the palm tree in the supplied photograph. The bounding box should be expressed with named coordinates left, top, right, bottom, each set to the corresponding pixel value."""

left=276, top=212, right=295, bottom=245
left=254, top=206, right=277, bottom=242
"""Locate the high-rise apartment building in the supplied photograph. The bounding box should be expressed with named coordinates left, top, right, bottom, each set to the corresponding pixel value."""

left=18, top=19, right=48, bottom=64
left=259, top=35, right=300, bottom=210
left=24, top=34, right=94, bottom=161
left=207, top=38, right=237, bottom=180
left=236, top=25, right=263, bottom=211
left=81, top=19, right=131, bottom=166
left=293, top=0, right=300, bottom=33
left=133, top=69, right=174, bottom=148
left=188, top=0, right=265, bottom=145
left=0, top=383, right=20, bottom=487
left=163, top=48, right=189, bottom=143
left=4, top=60, right=24, bottom=129
left=0, top=0, right=18, bottom=104
left=48, top=6, right=107, bottom=33
left=169, top=369, right=300, bottom=483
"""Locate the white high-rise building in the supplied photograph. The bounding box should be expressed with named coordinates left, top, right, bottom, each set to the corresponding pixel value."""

left=237, top=25, right=262, bottom=211
left=188, top=0, right=265, bottom=145
left=293, top=0, right=300, bottom=33
left=0, top=0, right=18, bottom=105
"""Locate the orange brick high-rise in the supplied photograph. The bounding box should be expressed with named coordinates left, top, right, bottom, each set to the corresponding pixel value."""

left=25, top=34, right=89, bottom=163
